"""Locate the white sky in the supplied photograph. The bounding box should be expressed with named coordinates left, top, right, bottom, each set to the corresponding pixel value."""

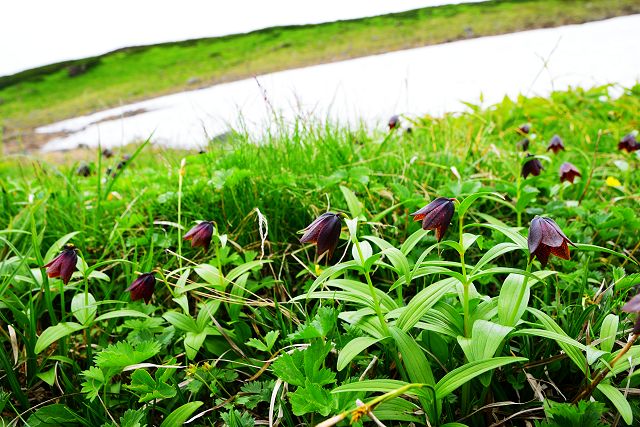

left=0, top=0, right=486, bottom=76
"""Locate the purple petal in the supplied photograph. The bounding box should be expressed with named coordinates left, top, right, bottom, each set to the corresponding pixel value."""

left=528, top=217, right=544, bottom=255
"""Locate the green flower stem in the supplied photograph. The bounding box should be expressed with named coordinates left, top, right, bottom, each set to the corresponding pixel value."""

left=154, top=269, right=175, bottom=299
left=354, top=239, right=390, bottom=338
left=508, top=259, right=533, bottom=326
left=82, top=267, right=92, bottom=360
left=516, top=173, right=523, bottom=228
left=177, top=159, right=186, bottom=269
left=214, top=243, right=225, bottom=289
left=459, top=213, right=470, bottom=338
left=31, top=215, right=57, bottom=325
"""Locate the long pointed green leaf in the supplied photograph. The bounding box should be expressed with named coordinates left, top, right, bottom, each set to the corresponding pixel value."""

left=596, top=383, right=632, bottom=425
left=35, top=322, right=86, bottom=354
left=332, top=379, right=410, bottom=394
left=397, top=278, right=457, bottom=331
left=337, top=337, right=383, bottom=371
left=159, top=401, right=203, bottom=427
left=390, top=326, right=435, bottom=386
left=435, top=357, right=527, bottom=399
left=528, top=308, right=587, bottom=372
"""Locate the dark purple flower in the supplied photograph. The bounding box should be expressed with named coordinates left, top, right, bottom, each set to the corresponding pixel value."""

left=518, top=123, right=531, bottom=135
left=618, top=133, right=639, bottom=153
left=102, top=148, right=114, bottom=158
left=300, top=213, right=342, bottom=259
left=622, top=293, right=640, bottom=335
left=44, top=244, right=78, bottom=285
left=410, top=197, right=455, bottom=242
left=622, top=293, right=640, bottom=313
left=547, top=135, right=565, bottom=154
left=184, top=221, right=214, bottom=251
left=522, top=154, right=543, bottom=178
left=517, top=138, right=530, bottom=151
left=388, top=115, right=400, bottom=130
left=528, top=216, right=575, bottom=268
left=76, top=163, right=91, bottom=177
left=126, top=273, right=156, bottom=304
left=116, top=155, right=130, bottom=170
left=559, top=162, right=582, bottom=184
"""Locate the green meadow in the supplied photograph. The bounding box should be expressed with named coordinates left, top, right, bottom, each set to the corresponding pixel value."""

left=1, top=85, right=639, bottom=425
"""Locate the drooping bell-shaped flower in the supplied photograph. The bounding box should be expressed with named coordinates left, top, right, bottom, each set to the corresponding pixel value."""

left=126, top=272, right=156, bottom=304
left=517, top=138, right=530, bottom=151
left=76, top=163, right=91, bottom=177
left=522, top=154, right=543, bottom=178
left=388, top=115, right=400, bottom=130
left=518, top=123, right=531, bottom=134
left=559, top=162, right=582, bottom=183
left=547, top=135, right=565, bottom=154
left=622, top=293, right=640, bottom=335
left=44, top=244, right=79, bottom=285
left=528, top=216, right=576, bottom=267
left=184, top=221, right=215, bottom=251
left=300, top=213, right=342, bottom=259
left=618, top=132, right=639, bottom=153
left=410, top=197, right=455, bottom=242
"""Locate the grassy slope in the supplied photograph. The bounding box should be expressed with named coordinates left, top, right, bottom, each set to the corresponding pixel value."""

left=1, top=0, right=639, bottom=130
left=2, top=85, right=638, bottom=251
left=1, top=3, right=639, bottom=424
left=1, top=86, right=639, bottom=424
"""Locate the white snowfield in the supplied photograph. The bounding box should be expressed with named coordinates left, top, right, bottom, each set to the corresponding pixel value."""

left=38, top=15, right=640, bottom=152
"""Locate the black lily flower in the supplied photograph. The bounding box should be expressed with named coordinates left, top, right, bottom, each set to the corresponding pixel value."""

left=410, top=197, right=455, bottom=242
left=559, top=162, right=582, bottom=183
left=546, top=135, right=565, bottom=154
left=44, top=244, right=78, bottom=285
left=618, top=133, right=639, bottom=153
left=76, top=163, right=91, bottom=177
left=300, top=212, right=342, bottom=259
left=388, top=115, right=400, bottom=130
left=623, top=293, right=640, bottom=313
left=622, top=293, right=640, bottom=335
left=522, top=154, right=543, bottom=178
left=518, top=123, right=531, bottom=135
left=517, top=138, right=530, bottom=151
left=116, top=155, right=131, bottom=170
left=126, top=272, right=156, bottom=304
left=528, top=216, right=576, bottom=267
left=184, top=221, right=215, bottom=251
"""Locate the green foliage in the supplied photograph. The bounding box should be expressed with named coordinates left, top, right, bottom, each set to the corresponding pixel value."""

left=102, top=409, right=147, bottom=427
left=26, top=404, right=82, bottom=426
left=127, top=368, right=177, bottom=402
left=237, top=381, right=275, bottom=409
left=159, top=401, right=203, bottom=427
left=537, top=400, right=608, bottom=427
left=221, top=409, right=255, bottom=427
left=288, top=307, right=337, bottom=340
left=94, top=341, right=161, bottom=373
left=1, top=85, right=639, bottom=425
left=272, top=341, right=337, bottom=415
left=246, top=330, right=280, bottom=353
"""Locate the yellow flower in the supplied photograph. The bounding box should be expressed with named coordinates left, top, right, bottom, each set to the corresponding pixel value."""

left=315, top=264, right=323, bottom=276
left=605, top=176, right=622, bottom=187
